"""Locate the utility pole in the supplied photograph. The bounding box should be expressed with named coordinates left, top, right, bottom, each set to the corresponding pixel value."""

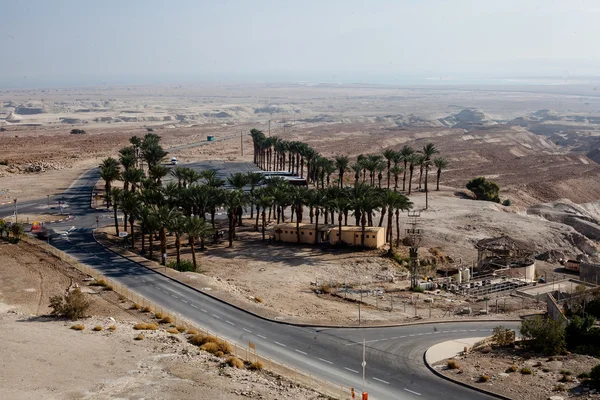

left=362, top=339, right=366, bottom=396
left=13, top=198, right=18, bottom=223
left=406, top=211, right=422, bottom=289
left=241, top=131, right=244, bottom=156
left=268, top=119, right=271, bottom=137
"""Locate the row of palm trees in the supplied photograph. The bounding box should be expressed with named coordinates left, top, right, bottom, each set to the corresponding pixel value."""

left=250, top=128, right=449, bottom=209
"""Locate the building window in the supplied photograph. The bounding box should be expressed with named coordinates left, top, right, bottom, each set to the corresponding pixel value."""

left=336, top=233, right=339, bottom=237
left=309, top=232, right=312, bottom=235
left=301, top=231, right=304, bottom=235
left=285, top=230, right=288, bottom=234
left=355, top=234, right=358, bottom=238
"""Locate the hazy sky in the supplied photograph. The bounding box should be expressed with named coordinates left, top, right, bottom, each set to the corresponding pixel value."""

left=1, top=0, right=599, bottom=87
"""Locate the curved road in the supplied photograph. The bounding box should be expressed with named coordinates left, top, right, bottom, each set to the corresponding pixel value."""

left=1, top=167, right=519, bottom=400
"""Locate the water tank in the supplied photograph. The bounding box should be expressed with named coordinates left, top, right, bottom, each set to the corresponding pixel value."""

left=462, top=268, right=470, bottom=282
left=455, top=269, right=462, bottom=284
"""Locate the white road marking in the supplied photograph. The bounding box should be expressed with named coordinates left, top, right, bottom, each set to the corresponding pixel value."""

left=318, top=358, right=333, bottom=364
left=190, top=304, right=198, bottom=309
left=201, top=309, right=207, bottom=313
left=295, top=349, right=307, bottom=355
left=373, top=377, right=390, bottom=385
left=404, top=388, right=421, bottom=396
left=171, top=295, right=178, bottom=299
left=275, top=341, right=287, bottom=347
left=257, top=334, right=267, bottom=339
left=442, top=330, right=449, bottom=333
left=424, top=332, right=432, bottom=335
left=469, top=329, right=477, bottom=332
left=345, top=367, right=359, bottom=374
left=212, top=314, right=221, bottom=319
left=226, top=320, right=235, bottom=326
left=181, top=300, right=188, bottom=304
left=409, top=334, right=415, bottom=337
left=243, top=328, right=252, bottom=333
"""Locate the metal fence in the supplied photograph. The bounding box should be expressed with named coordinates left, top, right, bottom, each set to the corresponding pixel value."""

left=23, top=235, right=351, bottom=399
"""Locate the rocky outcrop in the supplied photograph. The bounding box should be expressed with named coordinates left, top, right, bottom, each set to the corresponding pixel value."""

left=15, top=104, right=45, bottom=115
left=5, top=112, right=22, bottom=123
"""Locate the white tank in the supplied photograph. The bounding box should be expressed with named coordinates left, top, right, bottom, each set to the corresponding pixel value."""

left=455, top=269, right=462, bottom=284
left=462, top=268, right=470, bottom=282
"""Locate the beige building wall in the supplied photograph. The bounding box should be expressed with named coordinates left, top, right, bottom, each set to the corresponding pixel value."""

left=330, top=227, right=386, bottom=249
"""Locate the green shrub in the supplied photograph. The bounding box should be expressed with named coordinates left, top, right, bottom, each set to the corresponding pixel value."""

left=590, top=364, right=600, bottom=384
left=466, top=177, right=501, bottom=203
left=167, top=260, right=195, bottom=272
left=502, top=199, right=512, bottom=206
left=520, top=316, right=566, bottom=355
left=560, top=369, right=572, bottom=376
left=50, top=288, right=90, bottom=320
left=492, top=326, right=515, bottom=347
left=411, top=286, right=424, bottom=293
left=578, top=371, right=591, bottom=379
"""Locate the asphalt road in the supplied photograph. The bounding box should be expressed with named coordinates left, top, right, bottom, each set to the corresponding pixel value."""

left=0, top=165, right=520, bottom=400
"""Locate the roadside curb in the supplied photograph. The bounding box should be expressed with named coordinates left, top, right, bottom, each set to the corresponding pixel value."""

left=423, top=347, right=512, bottom=400
left=92, top=229, right=522, bottom=330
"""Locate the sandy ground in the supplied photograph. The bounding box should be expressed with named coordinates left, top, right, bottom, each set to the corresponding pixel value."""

left=435, top=346, right=600, bottom=399
left=0, top=239, right=328, bottom=400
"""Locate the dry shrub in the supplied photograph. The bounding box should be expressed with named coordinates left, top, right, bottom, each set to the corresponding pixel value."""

left=92, top=325, right=103, bottom=331
left=553, top=384, right=566, bottom=392
left=108, top=325, right=116, bottom=331
left=118, top=295, right=126, bottom=302
left=159, top=316, right=174, bottom=324
left=447, top=360, right=460, bottom=370
left=186, top=328, right=199, bottom=335
left=141, top=306, right=151, bottom=313
left=176, top=325, right=187, bottom=332
left=189, top=334, right=217, bottom=346
left=226, top=356, right=244, bottom=369
left=558, top=374, right=573, bottom=383
left=560, top=369, right=572, bottom=376
left=70, top=324, right=85, bottom=331
left=506, top=365, right=518, bottom=373
left=480, top=346, right=492, bottom=354
left=478, top=374, right=490, bottom=383
left=215, top=351, right=224, bottom=358
left=520, top=367, right=533, bottom=375
left=248, top=361, right=264, bottom=371
left=254, top=296, right=264, bottom=303
left=200, top=342, right=220, bottom=355
left=130, top=303, right=141, bottom=310
left=134, top=323, right=158, bottom=330
left=167, top=327, right=179, bottom=334
left=155, top=312, right=164, bottom=319
left=134, top=333, right=144, bottom=340
left=50, top=288, right=90, bottom=320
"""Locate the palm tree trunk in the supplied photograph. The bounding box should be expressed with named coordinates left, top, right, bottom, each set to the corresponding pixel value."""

left=228, top=213, right=234, bottom=247
left=129, top=218, right=135, bottom=250
left=402, top=161, right=408, bottom=191
left=338, top=212, right=343, bottom=245
left=425, top=168, right=429, bottom=209
left=388, top=208, right=394, bottom=254
left=436, top=169, right=441, bottom=191
left=200, top=236, right=205, bottom=251
left=149, top=232, right=154, bottom=260
left=175, top=234, right=181, bottom=265
left=296, top=205, right=301, bottom=243
left=361, top=212, right=367, bottom=248
left=408, top=167, right=414, bottom=195
left=314, top=209, right=320, bottom=244
left=190, top=237, right=197, bottom=272
left=160, top=227, right=166, bottom=265
left=261, top=211, right=266, bottom=240
left=113, top=205, right=119, bottom=235
left=255, top=207, right=260, bottom=231
left=418, top=165, right=423, bottom=190
left=141, top=230, right=146, bottom=254
left=395, top=209, right=400, bottom=246
left=123, top=213, right=128, bottom=232
left=378, top=206, right=386, bottom=227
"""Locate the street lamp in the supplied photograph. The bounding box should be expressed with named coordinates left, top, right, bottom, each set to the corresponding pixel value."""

left=13, top=198, right=17, bottom=223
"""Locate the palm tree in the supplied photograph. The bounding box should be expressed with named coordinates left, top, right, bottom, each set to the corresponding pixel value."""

left=155, top=205, right=180, bottom=265
left=123, top=167, right=145, bottom=193
left=171, top=166, right=188, bottom=189
left=223, top=190, right=247, bottom=247
left=255, top=190, right=274, bottom=240
left=407, top=154, right=418, bottom=195
left=382, top=149, right=397, bottom=190
left=399, top=145, right=414, bottom=192
left=289, top=186, right=308, bottom=243
left=351, top=163, right=362, bottom=186
left=99, top=157, right=120, bottom=207
left=184, top=216, right=213, bottom=272
left=149, top=164, right=169, bottom=185
left=246, top=172, right=264, bottom=219
left=433, top=157, right=448, bottom=191
left=329, top=195, right=350, bottom=245
left=9, top=223, right=24, bottom=242
left=390, top=165, right=403, bottom=192
left=334, top=155, right=350, bottom=188
left=119, top=190, right=142, bottom=249
left=415, top=154, right=426, bottom=190
left=139, top=207, right=159, bottom=256
left=0, top=219, right=7, bottom=238
left=130, top=135, right=142, bottom=168
left=307, top=189, right=328, bottom=244
left=119, top=146, right=136, bottom=175
left=227, top=172, right=248, bottom=190
left=167, top=213, right=187, bottom=266
left=110, top=188, right=122, bottom=235
left=422, top=143, right=439, bottom=209
left=382, top=190, right=413, bottom=253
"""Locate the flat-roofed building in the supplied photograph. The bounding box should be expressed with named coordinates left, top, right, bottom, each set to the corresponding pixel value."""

left=273, top=223, right=386, bottom=249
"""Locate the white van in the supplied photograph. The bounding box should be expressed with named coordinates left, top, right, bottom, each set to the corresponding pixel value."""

left=170, top=157, right=179, bottom=165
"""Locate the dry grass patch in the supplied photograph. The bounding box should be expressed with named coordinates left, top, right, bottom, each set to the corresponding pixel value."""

left=70, top=324, right=85, bottom=331
left=226, top=356, right=244, bottom=369
left=159, top=315, right=174, bottom=324
left=506, top=365, right=518, bottom=373
left=154, top=312, right=164, bottom=319
left=520, top=367, right=533, bottom=375
left=92, top=325, right=103, bottom=331
left=166, top=327, right=179, bottom=334
left=254, top=296, right=264, bottom=303
left=447, top=360, right=460, bottom=370
left=141, top=306, right=151, bottom=313
left=186, top=328, right=199, bottom=335
left=134, top=322, right=158, bottom=330
left=478, top=374, right=490, bottom=383
left=108, top=325, right=116, bottom=331
left=248, top=361, right=264, bottom=371
left=134, top=333, right=144, bottom=341
left=130, top=303, right=141, bottom=310
left=189, top=334, right=231, bottom=356
left=176, top=325, right=187, bottom=332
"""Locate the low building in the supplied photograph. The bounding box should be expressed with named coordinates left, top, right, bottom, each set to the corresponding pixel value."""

left=273, top=223, right=386, bottom=249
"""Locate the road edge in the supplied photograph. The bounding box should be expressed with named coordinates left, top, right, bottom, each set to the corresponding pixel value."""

left=92, top=229, right=522, bottom=330
left=423, top=348, right=513, bottom=400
